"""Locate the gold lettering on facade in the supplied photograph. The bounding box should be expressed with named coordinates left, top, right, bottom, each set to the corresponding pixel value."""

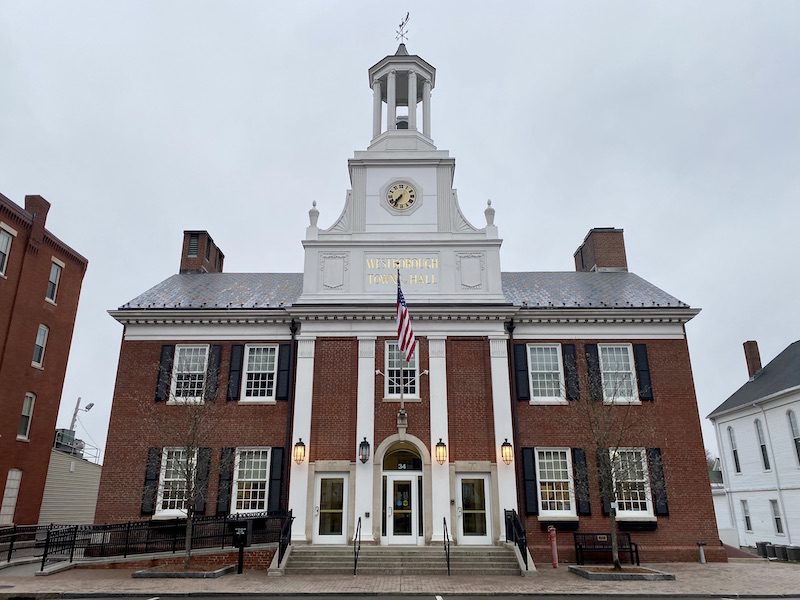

left=365, top=256, right=439, bottom=286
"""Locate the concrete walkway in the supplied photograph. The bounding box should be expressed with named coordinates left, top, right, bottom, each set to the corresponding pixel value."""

left=0, top=559, right=798, bottom=597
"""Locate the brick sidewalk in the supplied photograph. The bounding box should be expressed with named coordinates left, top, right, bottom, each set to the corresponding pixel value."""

left=0, top=559, right=799, bottom=597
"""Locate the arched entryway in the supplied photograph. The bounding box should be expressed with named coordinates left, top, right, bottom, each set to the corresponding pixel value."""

left=382, top=442, right=423, bottom=544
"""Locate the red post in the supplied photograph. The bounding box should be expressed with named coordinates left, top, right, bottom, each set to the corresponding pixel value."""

left=547, top=525, right=558, bottom=568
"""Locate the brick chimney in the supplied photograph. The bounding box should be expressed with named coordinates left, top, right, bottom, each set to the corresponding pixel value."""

left=24, top=195, right=51, bottom=245
left=743, top=340, right=762, bottom=379
left=179, top=231, right=225, bottom=274
left=574, top=227, right=628, bottom=272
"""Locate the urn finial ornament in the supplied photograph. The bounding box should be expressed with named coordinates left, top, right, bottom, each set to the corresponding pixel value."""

left=309, top=200, right=319, bottom=227
left=484, top=199, right=495, bottom=226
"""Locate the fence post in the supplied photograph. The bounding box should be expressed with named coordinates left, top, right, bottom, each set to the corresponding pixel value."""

left=222, top=514, right=227, bottom=549
left=124, top=522, right=131, bottom=558
left=68, top=526, right=78, bottom=563
left=6, top=525, right=15, bottom=563
left=40, top=528, right=51, bottom=572
left=172, top=521, right=178, bottom=554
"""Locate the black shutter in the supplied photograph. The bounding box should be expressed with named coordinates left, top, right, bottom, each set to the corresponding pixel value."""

left=585, top=344, right=603, bottom=402
left=633, top=344, right=653, bottom=401
left=154, top=345, right=174, bottom=401
left=276, top=343, right=291, bottom=401
left=216, top=448, right=235, bottom=515
left=268, top=447, right=285, bottom=512
left=647, top=448, right=669, bottom=516
left=597, top=449, right=612, bottom=516
left=141, top=448, right=162, bottom=515
left=571, top=448, right=591, bottom=516
left=193, top=448, right=212, bottom=515
left=204, top=345, right=222, bottom=401
left=513, top=344, right=530, bottom=401
left=227, top=345, right=244, bottom=401
left=522, top=448, right=538, bottom=515
left=563, top=344, right=579, bottom=401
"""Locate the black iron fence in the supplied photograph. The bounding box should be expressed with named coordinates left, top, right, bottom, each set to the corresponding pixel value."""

left=10, top=511, right=294, bottom=571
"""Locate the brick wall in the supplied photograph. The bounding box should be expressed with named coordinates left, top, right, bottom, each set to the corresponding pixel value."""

left=76, top=547, right=275, bottom=571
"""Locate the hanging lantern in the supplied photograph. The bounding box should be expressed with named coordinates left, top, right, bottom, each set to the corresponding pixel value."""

left=358, top=437, right=371, bottom=464
left=501, top=438, right=514, bottom=465
left=435, top=438, right=447, bottom=465
left=293, top=438, right=306, bottom=464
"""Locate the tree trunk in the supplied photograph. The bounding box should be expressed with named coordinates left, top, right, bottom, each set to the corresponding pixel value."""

left=184, top=511, right=194, bottom=570
left=609, top=508, right=622, bottom=570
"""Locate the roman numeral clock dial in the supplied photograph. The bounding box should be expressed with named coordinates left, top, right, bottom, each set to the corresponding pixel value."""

left=387, top=182, right=416, bottom=210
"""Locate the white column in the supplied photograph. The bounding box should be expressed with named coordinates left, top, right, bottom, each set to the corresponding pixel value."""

left=372, top=79, right=382, bottom=139
left=288, top=337, right=316, bottom=542
left=422, top=79, right=432, bottom=137
left=354, top=337, right=376, bottom=542
left=407, top=71, right=417, bottom=131
left=488, top=337, right=518, bottom=517
left=386, top=70, right=396, bottom=131
left=428, top=336, right=450, bottom=542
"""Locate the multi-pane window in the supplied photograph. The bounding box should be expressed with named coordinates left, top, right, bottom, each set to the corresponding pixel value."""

left=741, top=499, right=752, bottom=531
left=386, top=341, right=418, bottom=397
left=0, top=229, right=12, bottom=276
left=770, top=499, right=784, bottom=535
left=232, top=448, right=271, bottom=513
left=755, top=419, right=770, bottom=470
left=728, top=426, right=741, bottom=473
left=17, top=393, right=35, bottom=440
left=788, top=410, right=800, bottom=465
left=157, top=448, right=195, bottom=514
left=32, top=325, right=49, bottom=367
left=241, top=345, right=278, bottom=401
left=535, top=448, right=575, bottom=515
left=611, top=448, right=652, bottom=515
left=46, top=261, right=62, bottom=302
left=170, top=345, right=209, bottom=403
left=599, top=345, right=638, bottom=403
left=528, top=345, right=564, bottom=402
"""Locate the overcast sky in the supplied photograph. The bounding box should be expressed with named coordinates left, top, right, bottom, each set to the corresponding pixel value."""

left=2, top=1, right=798, bottom=462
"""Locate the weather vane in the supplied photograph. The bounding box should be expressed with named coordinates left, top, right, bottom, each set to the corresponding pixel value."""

left=395, top=12, right=410, bottom=43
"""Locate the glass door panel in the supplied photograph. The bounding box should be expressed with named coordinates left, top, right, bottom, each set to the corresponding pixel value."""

left=457, top=474, right=491, bottom=545
left=392, top=480, right=413, bottom=536
left=319, top=477, right=344, bottom=535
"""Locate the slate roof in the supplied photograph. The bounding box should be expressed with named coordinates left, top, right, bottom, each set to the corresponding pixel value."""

left=708, top=341, right=800, bottom=418
left=118, top=271, right=688, bottom=311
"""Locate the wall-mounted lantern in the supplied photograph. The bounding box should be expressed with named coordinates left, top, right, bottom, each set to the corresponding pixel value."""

left=435, top=438, right=448, bottom=465
left=501, top=438, right=514, bottom=465
left=293, top=438, right=306, bottom=464
left=359, top=437, right=371, bottom=464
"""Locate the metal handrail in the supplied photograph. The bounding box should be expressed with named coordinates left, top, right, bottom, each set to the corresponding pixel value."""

left=442, top=517, right=451, bottom=576
left=353, top=517, right=362, bottom=575
left=504, top=509, right=528, bottom=570
left=278, top=509, right=293, bottom=565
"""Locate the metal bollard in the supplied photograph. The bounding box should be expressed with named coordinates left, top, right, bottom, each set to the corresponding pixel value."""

left=547, top=525, right=558, bottom=568
left=697, top=541, right=706, bottom=564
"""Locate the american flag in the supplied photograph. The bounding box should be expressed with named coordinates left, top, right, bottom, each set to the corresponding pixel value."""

left=396, top=274, right=416, bottom=362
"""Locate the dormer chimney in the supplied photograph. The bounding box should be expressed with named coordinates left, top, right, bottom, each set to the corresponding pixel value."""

left=24, top=195, right=51, bottom=245
left=179, top=230, right=224, bottom=274
left=743, top=340, right=762, bottom=379
left=574, top=227, right=628, bottom=272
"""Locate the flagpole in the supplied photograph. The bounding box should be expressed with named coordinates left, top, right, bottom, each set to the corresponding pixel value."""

left=397, top=265, right=406, bottom=419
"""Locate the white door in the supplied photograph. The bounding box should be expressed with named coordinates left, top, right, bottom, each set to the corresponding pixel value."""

left=456, top=474, right=492, bottom=545
left=313, top=473, right=348, bottom=544
left=386, top=473, right=419, bottom=545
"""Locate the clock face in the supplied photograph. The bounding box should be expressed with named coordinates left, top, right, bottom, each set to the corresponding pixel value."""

left=386, top=182, right=417, bottom=210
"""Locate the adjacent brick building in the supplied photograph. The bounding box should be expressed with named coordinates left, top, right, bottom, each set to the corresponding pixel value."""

left=96, top=44, right=722, bottom=563
left=0, top=193, right=87, bottom=525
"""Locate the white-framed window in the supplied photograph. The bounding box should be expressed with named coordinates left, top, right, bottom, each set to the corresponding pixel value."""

left=528, top=344, right=565, bottom=403
left=0, top=469, right=22, bottom=525
left=599, top=344, right=638, bottom=403
left=169, top=345, right=209, bottom=403
left=535, top=448, right=575, bottom=516
left=231, top=447, right=271, bottom=514
left=741, top=499, right=752, bottom=531
left=755, top=419, right=770, bottom=471
left=17, top=393, right=35, bottom=441
left=770, top=499, right=784, bottom=535
left=385, top=341, right=418, bottom=398
left=155, top=447, right=196, bottom=517
left=0, top=228, right=13, bottom=276
left=727, top=426, right=741, bottom=473
left=787, top=410, right=800, bottom=465
left=241, top=345, right=278, bottom=402
left=611, top=448, right=653, bottom=517
left=45, top=259, right=63, bottom=303
left=31, top=324, right=49, bottom=367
